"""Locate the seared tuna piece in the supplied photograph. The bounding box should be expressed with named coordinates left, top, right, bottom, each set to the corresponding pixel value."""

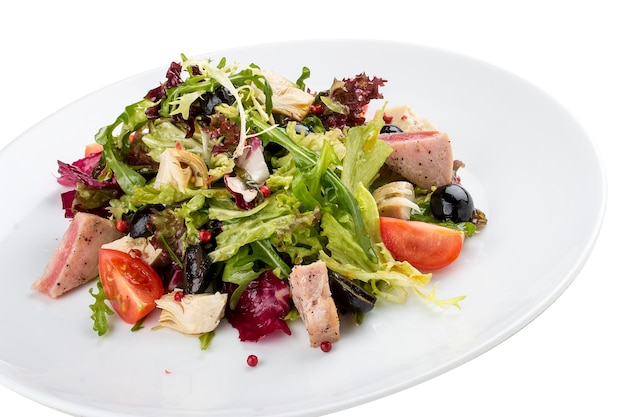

left=288, top=260, right=340, bottom=348
left=379, top=131, right=454, bottom=189
left=32, top=212, right=124, bottom=298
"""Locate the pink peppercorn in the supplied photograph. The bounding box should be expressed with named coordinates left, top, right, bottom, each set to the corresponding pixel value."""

left=116, top=219, right=128, bottom=233
left=310, top=104, right=324, bottom=115
left=198, top=229, right=212, bottom=243
left=259, top=185, right=271, bottom=198
left=320, top=341, right=332, bottom=353
left=247, top=354, right=259, bottom=367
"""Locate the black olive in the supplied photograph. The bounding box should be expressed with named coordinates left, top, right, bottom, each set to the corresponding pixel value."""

left=430, top=183, right=475, bottom=222
left=380, top=124, right=403, bottom=134
left=182, top=244, right=213, bottom=294
left=203, top=85, right=235, bottom=115
left=328, top=270, right=376, bottom=314
left=294, top=124, right=310, bottom=135
left=128, top=204, right=165, bottom=238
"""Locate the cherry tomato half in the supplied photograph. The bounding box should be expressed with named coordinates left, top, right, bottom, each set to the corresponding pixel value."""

left=98, top=248, right=164, bottom=324
left=379, top=217, right=464, bottom=271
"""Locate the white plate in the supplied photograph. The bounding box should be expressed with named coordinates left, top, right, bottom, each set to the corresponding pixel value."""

left=0, top=39, right=605, bottom=417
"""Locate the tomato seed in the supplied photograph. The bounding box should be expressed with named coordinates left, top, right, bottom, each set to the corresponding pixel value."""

left=247, top=354, right=258, bottom=367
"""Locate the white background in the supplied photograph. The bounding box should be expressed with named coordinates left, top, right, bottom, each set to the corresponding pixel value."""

left=1, top=1, right=623, bottom=416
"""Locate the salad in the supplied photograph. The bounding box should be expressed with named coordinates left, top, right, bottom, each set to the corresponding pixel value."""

left=32, top=53, right=487, bottom=351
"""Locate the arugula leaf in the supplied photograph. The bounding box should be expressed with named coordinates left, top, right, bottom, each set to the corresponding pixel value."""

left=295, top=66, right=311, bottom=90
left=94, top=100, right=151, bottom=194
left=221, top=239, right=291, bottom=309
left=248, top=113, right=376, bottom=261
left=88, top=280, right=114, bottom=336
left=99, top=139, right=146, bottom=195
left=131, top=318, right=145, bottom=332
left=199, top=331, right=216, bottom=350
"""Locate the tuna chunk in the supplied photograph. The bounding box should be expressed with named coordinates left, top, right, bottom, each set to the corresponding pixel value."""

left=288, top=260, right=340, bottom=348
left=379, top=131, right=454, bottom=189
left=32, top=212, right=124, bottom=298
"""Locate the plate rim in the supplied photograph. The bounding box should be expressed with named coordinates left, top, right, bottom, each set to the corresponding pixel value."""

left=0, top=38, right=608, bottom=417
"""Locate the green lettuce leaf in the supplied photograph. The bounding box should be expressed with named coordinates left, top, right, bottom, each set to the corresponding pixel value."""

left=340, top=111, right=392, bottom=193
left=141, top=121, right=204, bottom=161
left=319, top=183, right=436, bottom=304
left=209, top=193, right=319, bottom=263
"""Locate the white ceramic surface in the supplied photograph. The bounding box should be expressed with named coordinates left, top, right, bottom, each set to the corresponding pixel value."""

left=0, top=39, right=605, bottom=417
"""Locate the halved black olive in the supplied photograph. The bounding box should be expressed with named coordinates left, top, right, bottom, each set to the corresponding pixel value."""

left=328, top=270, right=376, bottom=314
left=182, top=244, right=213, bottom=294
left=380, top=124, right=403, bottom=134
left=128, top=204, right=165, bottom=238
left=203, top=85, right=236, bottom=115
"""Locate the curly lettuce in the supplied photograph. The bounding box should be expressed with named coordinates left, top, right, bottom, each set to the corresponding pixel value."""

left=320, top=184, right=464, bottom=307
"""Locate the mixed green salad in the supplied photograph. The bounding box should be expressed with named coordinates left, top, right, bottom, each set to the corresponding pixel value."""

left=51, top=54, right=486, bottom=349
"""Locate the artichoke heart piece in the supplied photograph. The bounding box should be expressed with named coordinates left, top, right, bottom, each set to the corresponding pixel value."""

left=260, top=69, right=315, bottom=121
left=154, top=147, right=210, bottom=191
left=372, top=181, right=421, bottom=220
left=155, top=290, right=228, bottom=335
left=101, top=236, right=162, bottom=267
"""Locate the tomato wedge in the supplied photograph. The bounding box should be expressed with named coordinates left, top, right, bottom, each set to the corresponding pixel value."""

left=98, top=248, right=164, bottom=324
left=379, top=217, right=464, bottom=271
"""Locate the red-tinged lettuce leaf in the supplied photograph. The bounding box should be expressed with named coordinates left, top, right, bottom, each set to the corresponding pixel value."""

left=61, top=190, right=76, bottom=218
left=314, top=73, right=386, bottom=130
left=57, top=152, right=119, bottom=190
left=223, top=271, right=292, bottom=342
left=60, top=187, right=118, bottom=219
left=58, top=152, right=122, bottom=218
